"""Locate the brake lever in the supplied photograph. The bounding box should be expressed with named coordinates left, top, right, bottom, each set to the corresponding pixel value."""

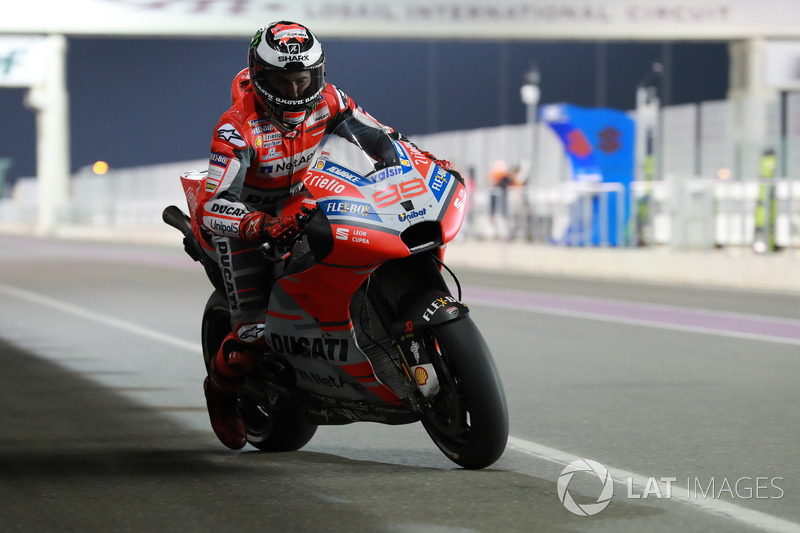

left=295, top=205, right=320, bottom=228
left=261, top=205, right=320, bottom=262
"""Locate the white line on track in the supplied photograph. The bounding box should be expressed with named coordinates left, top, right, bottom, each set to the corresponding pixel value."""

left=4, top=281, right=800, bottom=532
left=0, top=283, right=200, bottom=353
left=467, top=295, right=800, bottom=347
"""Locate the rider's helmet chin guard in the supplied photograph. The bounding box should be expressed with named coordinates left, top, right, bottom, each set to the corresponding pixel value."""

left=248, top=21, right=326, bottom=131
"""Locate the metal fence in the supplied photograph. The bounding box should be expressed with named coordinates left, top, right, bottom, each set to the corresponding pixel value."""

left=460, top=177, right=799, bottom=252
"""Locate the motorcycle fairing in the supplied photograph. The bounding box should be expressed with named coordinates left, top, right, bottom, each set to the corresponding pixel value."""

left=303, top=396, right=419, bottom=425
left=265, top=120, right=469, bottom=414
left=265, top=265, right=405, bottom=407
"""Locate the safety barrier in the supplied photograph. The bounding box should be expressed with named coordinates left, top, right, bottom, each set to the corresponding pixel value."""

left=461, top=177, right=799, bottom=251
left=2, top=161, right=798, bottom=253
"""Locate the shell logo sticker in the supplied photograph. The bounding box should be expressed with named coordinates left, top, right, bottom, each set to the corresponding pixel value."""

left=414, top=366, right=429, bottom=385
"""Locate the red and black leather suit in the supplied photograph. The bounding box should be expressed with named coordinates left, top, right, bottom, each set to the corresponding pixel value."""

left=195, top=68, right=390, bottom=413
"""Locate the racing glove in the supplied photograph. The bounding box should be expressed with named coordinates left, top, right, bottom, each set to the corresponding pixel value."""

left=389, top=132, right=452, bottom=170
left=239, top=211, right=300, bottom=244
left=424, top=151, right=452, bottom=170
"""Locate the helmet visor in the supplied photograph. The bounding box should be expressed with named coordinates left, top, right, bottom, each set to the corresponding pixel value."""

left=252, top=63, right=325, bottom=110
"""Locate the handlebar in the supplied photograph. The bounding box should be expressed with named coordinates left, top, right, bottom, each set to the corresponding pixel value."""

left=163, top=203, right=320, bottom=263
left=294, top=204, right=319, bottom=229
left=261, top=204, right=320, bottom=262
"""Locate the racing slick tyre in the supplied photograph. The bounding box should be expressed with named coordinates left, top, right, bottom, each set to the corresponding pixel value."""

left=420, top=316, right=509, bottom=469
left=201, top=291, right=317, bottom=452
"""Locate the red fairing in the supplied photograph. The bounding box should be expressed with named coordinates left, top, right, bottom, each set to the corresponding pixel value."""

left=277, top=263, right=370, bottom=327
left=404, top=143, right=434, bottom=180
left=179, top=171, right=215, bottom=252
left=281, top=195, right=318, bottom=216
left=324, top=224, right=410, bottom=268
left=229, top=67, right=252, bottom=105
left=441, top=180, right=468, bottom=244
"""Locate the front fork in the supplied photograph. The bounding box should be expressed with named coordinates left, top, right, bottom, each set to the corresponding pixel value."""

left=396, top=329, right=441, bottom=399
left=365, top=256, right=469, bottom=404
left=393, top=290, right=471, bottom=402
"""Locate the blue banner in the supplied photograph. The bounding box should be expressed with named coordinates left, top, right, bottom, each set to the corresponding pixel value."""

left=540, top=103, right=635, bottom=246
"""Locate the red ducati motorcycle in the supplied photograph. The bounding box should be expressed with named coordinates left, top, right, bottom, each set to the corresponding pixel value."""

left=163, top=117, right=508, bottom=469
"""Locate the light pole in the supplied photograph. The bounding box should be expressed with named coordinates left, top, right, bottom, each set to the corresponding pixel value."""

left=634, top=62, right=662, bottom=246
left=520, top=65, right=541, bottom=186
left=0, top=157, right=11, bottom=199
left=520, top=66, right=541, bottom=242
left=520, top=66, right=540, bottom=127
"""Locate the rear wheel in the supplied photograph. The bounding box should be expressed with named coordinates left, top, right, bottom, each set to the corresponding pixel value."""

left=201, top=291, right=318, bottom=452
left=239, top=391, right=318, bottom=452
left=419, top=317, right=509, bottom=469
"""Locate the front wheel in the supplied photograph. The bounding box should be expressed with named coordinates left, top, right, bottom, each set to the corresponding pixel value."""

left=420, top=316, right=509, bottom=469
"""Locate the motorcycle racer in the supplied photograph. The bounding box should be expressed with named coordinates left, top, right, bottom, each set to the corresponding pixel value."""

left=195, top=20, right=449, bottom=450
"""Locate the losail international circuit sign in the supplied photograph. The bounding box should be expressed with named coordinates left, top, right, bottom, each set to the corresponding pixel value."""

left=1, top=0, right=800, bottom=40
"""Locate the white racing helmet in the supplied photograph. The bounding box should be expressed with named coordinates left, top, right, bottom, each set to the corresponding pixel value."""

left=248, top=21, right=325, bottom=130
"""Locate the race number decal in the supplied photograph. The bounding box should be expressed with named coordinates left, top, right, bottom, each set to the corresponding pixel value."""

left=371, top=178, right=427, bottom=208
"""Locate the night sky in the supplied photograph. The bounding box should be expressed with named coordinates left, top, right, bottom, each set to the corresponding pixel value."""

left=0, top=37, right=728, bottom=187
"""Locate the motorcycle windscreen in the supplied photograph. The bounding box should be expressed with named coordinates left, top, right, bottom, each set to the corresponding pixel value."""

left=315, top=116, right=399, bottom=179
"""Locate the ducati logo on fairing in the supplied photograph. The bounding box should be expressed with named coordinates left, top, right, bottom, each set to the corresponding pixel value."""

left=268, top=333, right=349, bottom=361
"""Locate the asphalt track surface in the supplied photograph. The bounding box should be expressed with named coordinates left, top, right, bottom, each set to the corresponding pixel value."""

left=1, top=234, right=800, bottom=533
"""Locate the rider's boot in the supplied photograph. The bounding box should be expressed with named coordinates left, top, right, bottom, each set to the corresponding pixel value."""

left=204, top=325, right=264, bottom=450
